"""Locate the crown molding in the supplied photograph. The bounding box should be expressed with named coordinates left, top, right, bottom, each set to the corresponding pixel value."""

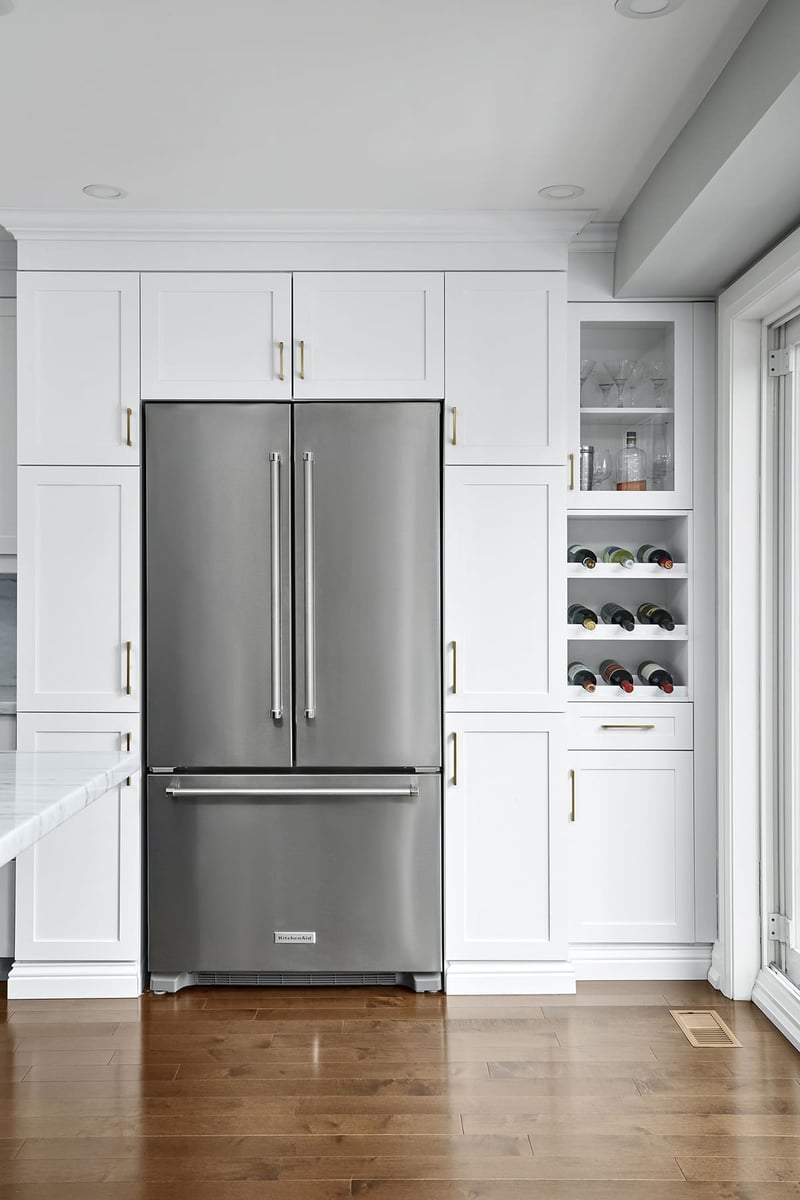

left=570, top=221, right=619, bottom=253
left=0, top=207, right=596, bottom=245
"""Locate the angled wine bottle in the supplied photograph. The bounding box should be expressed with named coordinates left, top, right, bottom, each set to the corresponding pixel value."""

left=601, top=545, right=635, bottom=570
left=636, top=544, right=674, bottom=570
left=599, top=659, right=635, bottom=693
left=600, top=601, right=635, bottom=632
left=568, top=661, right=597, bottom=693
left=568, top=603, right=598, bottom=631
left=637, top=660, right=675, bottom=694
left=568, top=544, right=597, bottom=569
left=637, top=601, right=676, bottom=631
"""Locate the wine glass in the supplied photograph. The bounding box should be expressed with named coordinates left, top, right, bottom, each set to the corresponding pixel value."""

left=604, top=359, right=634, bottom=408
left=580, top=358, right=596, bottom=400
left=592, top=365, right=613, bottom=408
left=645, top=360, right=670, bottom=408
left=592, top=447, right=613, bottom=490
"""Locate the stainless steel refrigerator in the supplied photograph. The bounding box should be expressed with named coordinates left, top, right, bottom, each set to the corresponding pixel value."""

left=145, top=402, right=442, bottom=993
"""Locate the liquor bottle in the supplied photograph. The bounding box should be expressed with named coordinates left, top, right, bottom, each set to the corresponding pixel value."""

left=600, top=601, right=635, bottom=632
left=599, top=659, right=634, bottom=693
left=637, top=601, right=676, bottom=631
left=568, top=661, right=597, bottom=693
left=568, top=603, right=598, bottom=631
left=637, top=660, right=675, bottom=694
left=636, top=544, right=674, bottom=570
left=601, top=544, right=635, bottom=570
left=568, top=544, right=597, bottom=569
left=616, top=431, right=647, bottom=492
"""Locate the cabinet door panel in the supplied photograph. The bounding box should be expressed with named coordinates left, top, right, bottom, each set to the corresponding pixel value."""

left=293, top=273, right=444, bottom=398
left=17, top=468, right=140, bottom=712
left=140, top=273, right=292, bottom=400
left=18, top=273, right=140, bottom=466
left=445, top=272, right=565, bottom=464
left=14, top=715, right=141, bottom=962
left=568, top=750, right=694, bottom=942
left=445, top=466, right=565, bottom=711
left=445, top=714, right=567, bottom=961
left=0, top=301, right=15, bottom=553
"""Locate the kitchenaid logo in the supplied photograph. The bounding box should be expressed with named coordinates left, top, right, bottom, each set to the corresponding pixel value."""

left=274, top=931, right=316, bottom=944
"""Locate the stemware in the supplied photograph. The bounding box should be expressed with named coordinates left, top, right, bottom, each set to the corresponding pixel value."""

left=646, top=360, right=670, bottom=408
left=591, top=365, right=613, bottom=408
left=592, top=447, right=613, bottom=490
left=603, top=359, right=634, bottom=408
left=580, top=358, right=596, bottom=398
left=627, top=360, right=650, bottom=408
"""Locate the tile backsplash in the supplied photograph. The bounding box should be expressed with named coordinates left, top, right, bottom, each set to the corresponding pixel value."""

left=0, top=576, right=16, bottom=687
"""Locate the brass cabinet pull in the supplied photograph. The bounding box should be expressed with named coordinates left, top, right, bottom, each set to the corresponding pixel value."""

left=452, top=406, right=457, bottom=446
left=125, top=641, right=132, bottom=695
left=278, top=341, right=285, bottom=382
left=600, top=723, right=656, bottom=731
left=299, top=339, right=305, bottom=381
left=569, top=768, right=576, bottom=822
left=452, top=731, right=458, bottom=786
left=126, top=408, right=133, bottom=448
left=568, top=452, right=575, bottom=490
left=451, top=640, right=457, bottom=694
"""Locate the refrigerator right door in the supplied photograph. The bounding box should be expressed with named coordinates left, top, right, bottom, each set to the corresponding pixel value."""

left=294, top=402, right=441, bottom=769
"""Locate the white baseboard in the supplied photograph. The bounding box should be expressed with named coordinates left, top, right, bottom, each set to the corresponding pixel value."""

left=7, top=960, right=142, bottom=999
left=569, top=943, right=713, bottom=980
left=445, top=960, right=577, bottom=995
left=751, top=966, right=800, bottom=1053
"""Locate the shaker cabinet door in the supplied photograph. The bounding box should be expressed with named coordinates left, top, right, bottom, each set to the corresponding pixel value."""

left=140, top=272, right=292, bottom=400
left=0, top=300, right=16, bottom=552
left=445, top=272, right=566, bottom=465
left=445, top=466, right=566, bottom=711
left=17, top=272, right=140, bottom=466
left=292, top=272, right=444, bottom=399
left=17, top=468, right=140, bottom=712
left=14, top=714, right=141, bottom=964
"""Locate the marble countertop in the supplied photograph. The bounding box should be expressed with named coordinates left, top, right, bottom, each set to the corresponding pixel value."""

left=0, top=751, right=140, bottom=867
left=0, top=688, right=15, bottom=716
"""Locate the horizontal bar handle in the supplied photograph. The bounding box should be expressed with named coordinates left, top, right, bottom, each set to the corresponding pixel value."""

left=600, top=723, right=656, bottom=731
left=165, top=786, right=420, bottom=798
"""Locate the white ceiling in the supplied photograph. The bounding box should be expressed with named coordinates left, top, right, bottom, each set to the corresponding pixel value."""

left=0, top=0, right=768, bottom=217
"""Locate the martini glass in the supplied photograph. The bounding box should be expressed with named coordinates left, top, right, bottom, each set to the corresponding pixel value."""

left=604, top=359, right=634, bottom=408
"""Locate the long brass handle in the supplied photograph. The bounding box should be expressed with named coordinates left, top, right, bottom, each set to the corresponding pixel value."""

left=451, top=640, right=457, bottom=694
left=278, top=341, right=285, bottom=382
left=569, top=769, right=576, bottom=822
left=452, top=732, right=458, bottom=786
left=125, top=641, right=132, bottom=695
left=600, top=724, right=656, bottom=731
left=125, top=731, right=132, bottom=786
left=452, top=406, right=457, bottom=446
left=568, top=453, right=575, bottom=490
left=126, top=408, right=133, bottom=448
left=299, top=339, right=305, bottom=381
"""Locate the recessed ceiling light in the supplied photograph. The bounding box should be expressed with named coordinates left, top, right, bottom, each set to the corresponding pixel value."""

left=82, top=183, right=127, bottom=200
left=538, top=184, right=585, bottom=201
left=615, top=0, right=684, bottom=18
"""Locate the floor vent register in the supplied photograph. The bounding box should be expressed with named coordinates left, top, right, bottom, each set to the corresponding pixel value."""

left=670, top=1009, right=741, bottom=1047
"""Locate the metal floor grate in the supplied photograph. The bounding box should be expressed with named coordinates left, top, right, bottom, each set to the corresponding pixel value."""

left=670, top=1009, right=741, bottom=1047
left=196, top=971, right=399, bottom=987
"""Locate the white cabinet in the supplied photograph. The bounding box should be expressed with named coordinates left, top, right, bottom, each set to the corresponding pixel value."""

left=445, top=272, right=566, bottom=465
left=445, top=713, right=568, bottom=964
left=17, top=273, right=140, bottom=466
left=445, top=466, right=565, bottom=712
left=17, top=468, right=140, bottom=712
left=292, top=272, right=444, bottom=399
left=568, top=750, right=694, bottom=943
left=0, top=301, right=16, bottom=554
left=14, top=714, right=141, bottom=965
left=140, top=273, right=292, bottom=400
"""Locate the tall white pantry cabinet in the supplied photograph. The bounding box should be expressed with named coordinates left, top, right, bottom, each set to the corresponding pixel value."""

left=8, top=218, right=716, bottom=998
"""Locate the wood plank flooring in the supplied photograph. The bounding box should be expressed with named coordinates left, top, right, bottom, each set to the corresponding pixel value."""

left=0, top=979, right=797, bottom=1197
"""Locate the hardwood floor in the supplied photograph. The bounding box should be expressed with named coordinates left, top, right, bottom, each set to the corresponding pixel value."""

left=0, top=979, right=797, bottom=1197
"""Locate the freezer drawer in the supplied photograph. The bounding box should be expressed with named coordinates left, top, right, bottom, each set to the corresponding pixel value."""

left=147, top=773, right=442, bottom=974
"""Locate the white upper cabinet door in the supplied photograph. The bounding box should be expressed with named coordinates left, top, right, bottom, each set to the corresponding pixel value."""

left=140, top=273, right=292, bottom=400
left=445, top=272, right=566, bottom=465
left=0, top=300, right=16, bottom=552
left=568, top=750, right=695, bottom=943
left=17, top=273, right=140, bottom=466
left=14, top=714, right=141, bottom=963
left=445, top=466, right=566, bottom=712
left=17, top=468, right=140, bottom=712
left=292, top=272, right=444, bottom=399
left=445, top=713, right=567, bottom=962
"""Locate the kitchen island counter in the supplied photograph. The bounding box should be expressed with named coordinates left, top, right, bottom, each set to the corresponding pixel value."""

left=0, top=751, right=139, bottom=867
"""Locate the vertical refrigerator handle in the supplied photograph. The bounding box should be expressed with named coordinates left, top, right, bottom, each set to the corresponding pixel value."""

left=269, top=452, right=283, bottom=719
left=303, top=451, right=316, bottom=719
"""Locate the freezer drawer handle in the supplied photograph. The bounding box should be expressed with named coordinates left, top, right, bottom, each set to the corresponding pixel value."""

left=303, top=451, right=316, bottom=719
left=164, top=785, right=421, bottom=798
left=269, top=452, right=283, bottom=719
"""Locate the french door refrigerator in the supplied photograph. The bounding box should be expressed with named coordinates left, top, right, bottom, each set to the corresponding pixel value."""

left=145, top=402, right=442, bottom=993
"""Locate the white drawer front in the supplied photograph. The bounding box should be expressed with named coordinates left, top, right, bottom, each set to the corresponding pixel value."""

left=567, top=704, right=693, bottom=750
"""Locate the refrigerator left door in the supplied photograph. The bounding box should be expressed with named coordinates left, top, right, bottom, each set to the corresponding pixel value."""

left=145, top=403, right=293, bottom=768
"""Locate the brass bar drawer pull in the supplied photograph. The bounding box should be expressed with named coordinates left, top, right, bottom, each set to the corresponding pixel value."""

left=278, top=341, right=285, bottom=382
left=126, top=408, right=133, bottom=448
left=125, top=641, right=132, bottom=695
left=600, top=723, right=656, bottom=731
left=569, top=768, right=576, bottom=821
left=299, top=339, right=305, bottom=381
left=568, top=453, right=575, bottom=490
left=452, top=406, right=457, bottom=446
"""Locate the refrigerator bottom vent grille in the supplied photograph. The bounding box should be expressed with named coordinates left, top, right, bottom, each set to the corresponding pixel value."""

left=196, top=971, right=400, bottom=987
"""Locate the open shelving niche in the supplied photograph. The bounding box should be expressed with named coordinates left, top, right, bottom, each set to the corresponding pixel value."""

left=567, top=512, right=692, bottom=701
